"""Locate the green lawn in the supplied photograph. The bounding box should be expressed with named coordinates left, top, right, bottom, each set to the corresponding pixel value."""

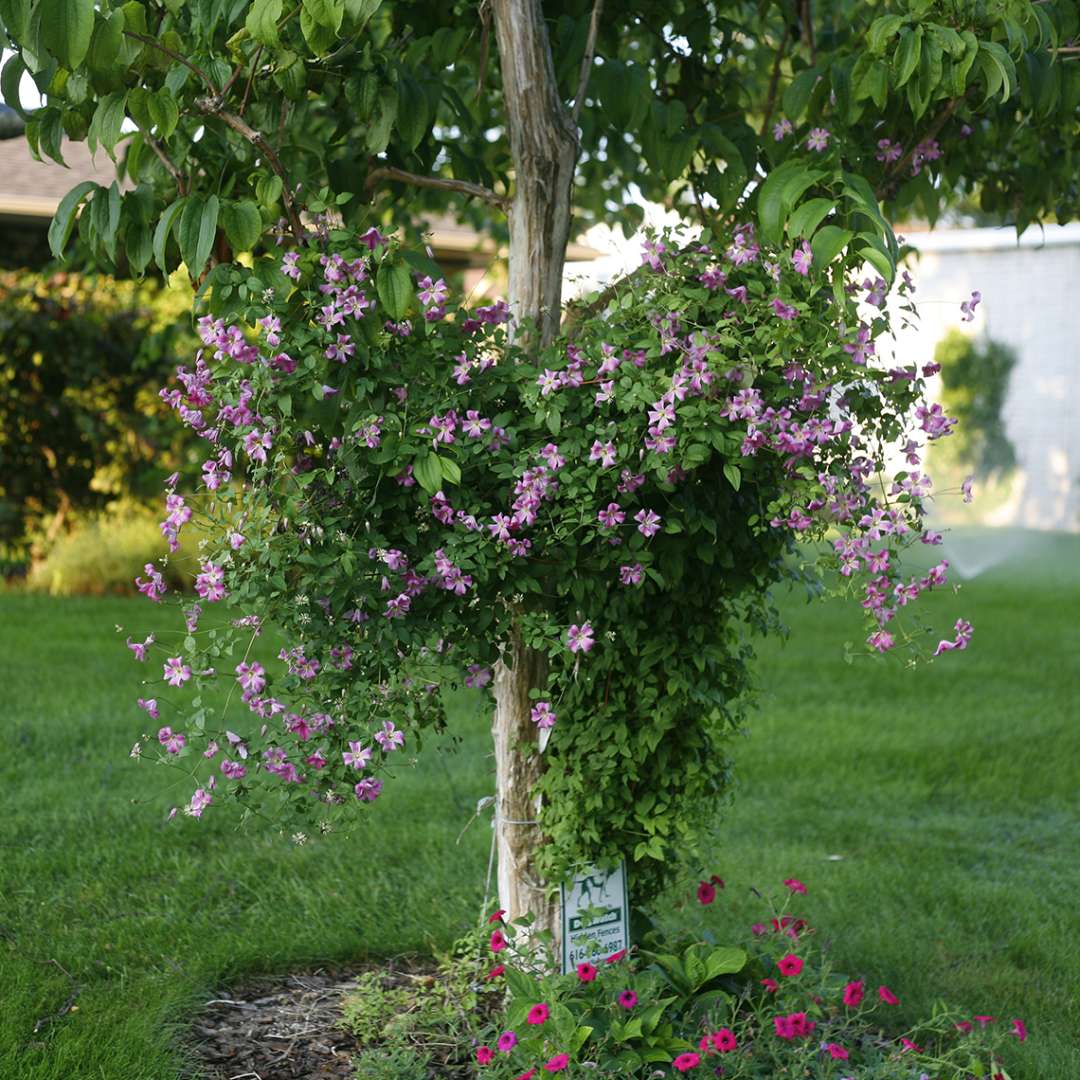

left=1, top=529, right=1077, bottom=1079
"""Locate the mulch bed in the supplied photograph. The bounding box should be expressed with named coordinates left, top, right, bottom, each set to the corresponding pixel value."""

left=184, top=962, right=429, bottom=1080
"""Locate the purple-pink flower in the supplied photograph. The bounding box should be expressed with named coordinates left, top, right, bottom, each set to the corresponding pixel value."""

left=567, top=622, right=595, bottom=653
left=634, top=509, right=661, bottom=538
left=530, top=701, right=557, bottom=729
left=806, top=127, right=830, bottom=152
left=163, top=657, right=192, bottom=687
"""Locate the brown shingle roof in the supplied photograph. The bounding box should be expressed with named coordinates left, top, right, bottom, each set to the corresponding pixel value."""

left=0, top=138, right=119, bottom=220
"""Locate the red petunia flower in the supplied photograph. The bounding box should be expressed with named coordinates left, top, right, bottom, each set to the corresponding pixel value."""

left=777, top=954, right=803, bottom=977
left=672, top=1052, right=701, bottom=1072
left=825, top=1043, right=849, bottom=1060
left=605, top=949, right=627, bottom=964
left=486, top=964, right=505, bottom=980
left=761, top=977, right=779, bottom=993
left=709, top=875, right=725, bottom=888
left=1011, top=1018, right=1028, bottom=1042
left=488, top=908, right=506, bottom=924
left=697, top=881, right=717, bottom=905
left=577, top=962, right=597, bottom=983
left=878, top=985, right=899, bottom=1006
left=783, top=877, right=807, bottom=894
left=842, top=980, right=864, bottom=1007
left=710, top=1028, right=737, bottom=1053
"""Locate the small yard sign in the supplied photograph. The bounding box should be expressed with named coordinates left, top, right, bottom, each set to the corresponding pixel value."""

left=560, top=861, right=629, bottom=974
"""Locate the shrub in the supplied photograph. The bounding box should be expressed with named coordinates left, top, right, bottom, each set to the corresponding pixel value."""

left=25, top=501, right=198, bottom=597
left=0, top=270, right=197, bottom=570
left=933, top=331, right=1017, bottom=478
left=465, top=877, right=1028, bottom=1078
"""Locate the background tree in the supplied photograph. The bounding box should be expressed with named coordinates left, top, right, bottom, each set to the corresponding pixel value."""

left=1, top=0, right=1076, bottom=946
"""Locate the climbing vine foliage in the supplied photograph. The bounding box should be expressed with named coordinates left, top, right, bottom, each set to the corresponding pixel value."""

left=132, top=221, right=958, bottom=891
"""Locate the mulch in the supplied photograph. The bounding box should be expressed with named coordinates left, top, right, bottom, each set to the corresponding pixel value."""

left=183, top=963, right=428, bottom=1080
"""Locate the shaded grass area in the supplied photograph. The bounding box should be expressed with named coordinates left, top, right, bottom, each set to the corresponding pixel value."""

left=0, top=595, right=494, bottom=1080
left=1, top=529, right=1078, bottom=1077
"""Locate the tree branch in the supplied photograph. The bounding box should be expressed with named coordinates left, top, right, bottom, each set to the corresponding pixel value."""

left=570, top=0, right=604, bottom=127
left=800, top=0, right=817, bottom=64
left=877, top=97, right=962, bottom=199
left=123, top=31, right=218, bottom=93
left=137, top=126, right=188, bottom=195
left=759, top=27, right=791, bottom=136
left=366, top=165, right=510, bottom=210
left=195, top=97, right=305, bottom=241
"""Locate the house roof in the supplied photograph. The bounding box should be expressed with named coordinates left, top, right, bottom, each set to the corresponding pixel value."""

left=0, top=135, right=119, bottom=222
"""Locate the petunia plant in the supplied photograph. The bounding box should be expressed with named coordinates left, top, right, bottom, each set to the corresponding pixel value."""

left=465, top=876, right=1029, bottom=1078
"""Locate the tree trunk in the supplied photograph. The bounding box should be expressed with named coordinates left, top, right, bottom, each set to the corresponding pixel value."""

left=489, top=0, right=579, bottom=950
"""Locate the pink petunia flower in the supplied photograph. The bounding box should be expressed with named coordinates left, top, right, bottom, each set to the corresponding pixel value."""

left=777, top=954, right=803, bottom=977
left=490, top=930, right=507, bottom=953
left=543, top=1054, right=569, bottom=1073
left=843, top=980, right=864, bottom=1007
left=825, top=1043, right=849, bottom=1060
left=672, top=1052, right=701, bottom=1072
left=527, top=1003, right=550, bottom=1025
left=476, top=1046, right=494, bottom=1065
left=697, top=881, right=716, bottom=905
left=784, top=877, right=807, bottom=894
left=618, top=990, right=637, bottom=1009
left=498, top=1030, right=518, bottom=1053
left=879, top=985, right=899, bottom=1005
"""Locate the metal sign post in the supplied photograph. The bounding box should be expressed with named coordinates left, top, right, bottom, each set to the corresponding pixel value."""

left=560, top=860, right=629, bottom=974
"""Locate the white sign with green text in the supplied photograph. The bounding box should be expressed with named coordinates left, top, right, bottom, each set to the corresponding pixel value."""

left=560, top=861, right=629, bottom=974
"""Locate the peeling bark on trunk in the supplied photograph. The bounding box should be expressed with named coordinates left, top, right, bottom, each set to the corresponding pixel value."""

left=491, top=627, right=559, bottom=951
left=489, top=0, right=580, bottom=951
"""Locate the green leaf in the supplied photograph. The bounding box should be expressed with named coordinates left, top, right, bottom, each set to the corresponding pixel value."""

left=1, top=52, right=28, bottom=117
left=299, top=4, right=337, bottom=53
left=126, top=221, right=152, bottom=275
left=893, top=26, right=922, bottom=88
left=153, top=196, right=186, bottom=271
left=48, top=179, right=99, bottom=259
left=376, top=261, right=412, bottom=320
left=781, top=67, right=819, bottom=120
left=39, top=0, right=94, bottom=69
left=302, top=0, right=343, bottom=31
left=867, top=13, right=905, bottom=54
left=757, top=161, right=822, bottom=248
left=246, top=0, right=283, bottom=46
left=86, top=9, right=125, bottom=76
left=439, top=456, right=461, bottom=486
left=365, top=86, right=397, bottom=152
left=395, top=73, right=430, bottom=152
left=413, top=454, right=443, bottom=495
left=222, top=200, right=262, bottom=252
left=787, top=197, right=834, bottom=238
left=704, top=946, right=746, bottom=980
left=88, top=91, right=127, bottom=161
left=722, top=463, right=741, bottom=491
left=178, top=194, right=219, bottom=278
left=0, top=0, right=32, bottom=44
left=256, top=174, right=284, bottom=209
left=978, top=41, right=1016, bottom=105
left=859, top=244, right=894, bottom=284
left=810, top=225, right=853, bottom=266
left=148, top=88, right=179, bottom=138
